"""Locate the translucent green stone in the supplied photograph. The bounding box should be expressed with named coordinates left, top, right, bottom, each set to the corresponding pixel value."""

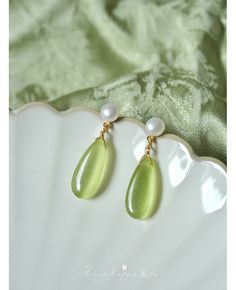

left=71, top=137, right=113, bottom=199
left=126, top=156, right=162, bottom=219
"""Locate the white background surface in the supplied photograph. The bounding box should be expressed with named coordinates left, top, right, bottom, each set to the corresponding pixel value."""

left=10, top=105, right=226, bottom=290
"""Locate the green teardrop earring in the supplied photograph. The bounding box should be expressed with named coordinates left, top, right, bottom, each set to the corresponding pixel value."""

left=125, top=117, right=165, bottom=219
left=71, top=103, right=119, bottom=199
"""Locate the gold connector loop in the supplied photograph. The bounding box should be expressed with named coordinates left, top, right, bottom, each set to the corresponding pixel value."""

left=145, top=135, right=156, bottom=156
left=100, top=122, right=111, bottom=140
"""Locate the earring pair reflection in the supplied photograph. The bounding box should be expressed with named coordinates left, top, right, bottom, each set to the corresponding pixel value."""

left=71, top=103, right=165, bottom=219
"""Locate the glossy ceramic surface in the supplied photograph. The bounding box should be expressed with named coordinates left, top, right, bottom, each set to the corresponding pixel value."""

left=10, top=104, right=227, bottom=290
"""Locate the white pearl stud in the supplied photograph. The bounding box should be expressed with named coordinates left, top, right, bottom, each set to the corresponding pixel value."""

left=100, top=103, right=119, bottom=122
left=145, top=117, right=165, bottom=137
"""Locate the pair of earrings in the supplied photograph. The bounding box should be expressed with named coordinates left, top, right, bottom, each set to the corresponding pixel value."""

left=71, top=103, right=165, bottom=220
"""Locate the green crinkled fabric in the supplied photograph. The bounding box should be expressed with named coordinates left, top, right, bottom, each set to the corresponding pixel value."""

left=10, top=0, right=226, bottom=163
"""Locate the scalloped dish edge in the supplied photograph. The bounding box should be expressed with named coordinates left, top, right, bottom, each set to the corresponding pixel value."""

left=10, top=102, right=227, bottom=173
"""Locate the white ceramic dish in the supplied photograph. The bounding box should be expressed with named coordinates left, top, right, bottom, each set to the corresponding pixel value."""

left=10, top=103, right=227, bottom=290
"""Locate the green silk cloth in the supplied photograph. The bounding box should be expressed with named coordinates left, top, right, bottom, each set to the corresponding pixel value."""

left=10, top=0, right=226, bottom=163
